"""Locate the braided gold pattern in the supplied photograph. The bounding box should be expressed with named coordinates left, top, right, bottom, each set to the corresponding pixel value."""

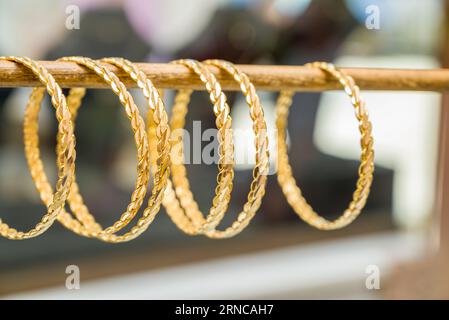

left=0, top=56, right=76, bottom=240
left=161, top=59, right=236, bottom=236
left=147, top=91, right=199, bottom=235
left=276, top=61, right=375, bottom=230
left=158, top=60, right=269, bottom=238
left=70, top=57, right=167, bottom=242
left=24, top=87, right=93, bottom=237
left=202, top=59, right=269, bottom=238
left=23, top=56, right=160, bottom=242
left=99, top=56, right=171, bottom=233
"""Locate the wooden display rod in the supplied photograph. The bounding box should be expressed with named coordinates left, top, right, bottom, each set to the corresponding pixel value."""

left=1, top=60, right=449, bottom=91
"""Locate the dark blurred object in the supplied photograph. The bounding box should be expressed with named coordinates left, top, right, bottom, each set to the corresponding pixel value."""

left=47, top=8, right=150, bottom=60
left=0, top=88, right=13, bottom=144
left=178, top=0, right=357, bottom=63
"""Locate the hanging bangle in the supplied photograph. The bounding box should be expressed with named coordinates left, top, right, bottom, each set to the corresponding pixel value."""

left=276, top=61, right=375, bottom=230
left=23, top=56, right=154, bottom=242
left=97, top=57, right=171, bottom=240
left=0, top=56, right=76, bottom=240
left=202, top=60, right=269, bottom=238
left=160, top=59, right=269, bottom=238
left=161, top=59, right=236, bottom=236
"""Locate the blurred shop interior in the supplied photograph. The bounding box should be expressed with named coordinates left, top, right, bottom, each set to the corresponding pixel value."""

left=0, top=0, right=448, bottom=299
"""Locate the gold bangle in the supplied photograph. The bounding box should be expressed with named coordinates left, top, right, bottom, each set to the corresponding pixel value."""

left=276, top=61, right=375, bottom=230
left=147, top=92, right=198, bottom=235
left=201, top=59, right=269, bottom=238
left=0, top=56, right=76, bottom=240
left=160, top=59, right=235, bottom=236
left=63, top=57, right=169, bottom=242
left=159, top=59, right=269, bottom=238
left=98, top=56, right=171, bottom=235
left=23, top=56, right=161, bottom=242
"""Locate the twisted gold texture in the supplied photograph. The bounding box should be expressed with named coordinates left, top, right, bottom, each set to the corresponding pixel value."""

left=202, top=59, right=269, bottom=238
left=157, top=60, right=269, bottom=238
left=23, top=57, right=168, bottom=242
left=24, top=56, right=149, bottom=240
left=98, top=57, right=171, bottom=238
left=159, top=59, right=237, bottom=236
left=276, top=61, right=375, bottom=230
left=0, top=56, right=76, bottom=240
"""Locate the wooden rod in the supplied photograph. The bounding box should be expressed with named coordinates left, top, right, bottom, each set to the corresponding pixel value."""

left=1, top=60, right=449, bottom=91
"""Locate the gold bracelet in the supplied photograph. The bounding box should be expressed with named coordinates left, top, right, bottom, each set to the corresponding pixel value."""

left=98, top=56, right=171, bottom=235
left=147, top=91, right=199, bottom=235
left=160, top=59, right=236, bottom=236
left=199, top=59, right=270, bottom=238
left=23, top=56, right=162, bottom=242
left=0, top=56, right=76, bottom=240
left=158, top=59, right=269, bottom=238
left=276, top=61, right=375, bottom=230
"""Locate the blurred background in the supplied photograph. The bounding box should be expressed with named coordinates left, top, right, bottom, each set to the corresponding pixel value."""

left=0, top=0, right=448, bottom=299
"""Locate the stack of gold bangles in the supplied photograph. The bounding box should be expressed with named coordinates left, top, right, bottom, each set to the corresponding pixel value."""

left=0, top=56, right=374, bottom=242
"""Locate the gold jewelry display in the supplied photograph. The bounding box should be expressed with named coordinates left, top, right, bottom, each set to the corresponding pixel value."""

left=157, top=60, right=269, bottom=238
left=0, top=57, right=378, bottom=241
left=0, top=56, right=76, bottom=240
left=276, top=61, right=374, bottom=230
left=23, top=56, right=167, bottom=243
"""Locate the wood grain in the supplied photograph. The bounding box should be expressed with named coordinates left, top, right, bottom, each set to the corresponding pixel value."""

left=1, top=60, right=449, bottom=91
